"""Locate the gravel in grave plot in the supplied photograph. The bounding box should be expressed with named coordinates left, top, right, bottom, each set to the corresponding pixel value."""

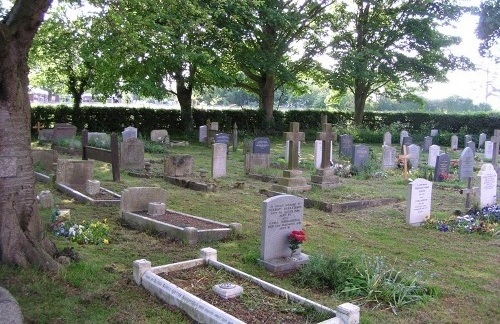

left=136, top=211, right=223, bottom=230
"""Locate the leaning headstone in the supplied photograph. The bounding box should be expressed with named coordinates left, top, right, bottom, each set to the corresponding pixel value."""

left=52, top=123, right=77, bottom=143
left=121, top=138, right=145, bottom=170
left=423, top=136, right=432, bottom=153
left=433, top=153, right=450, bottom=182
left=477, top=164, right=497, bottom=208
left=383, top=132, right=392, bottom=146
left=400, top=130, right=409, bottom=146
left=428, top=145, right=440, bottom=168
left=406, top=178, right=432, bottom=226
left=467, top=141, right=476, bottom=155
left=464, top=135, right=472, bottom=148
left=459, top=147, right=475, bottom=181
left=339, top=134, right=353, bottom=158
left=198, top=125, right=207, bottom=143
left=56, top=159, right=94, bottom=191
left=408, top=144, right=420, bottom=169
left=122, top=126, right=138, bottom=141
left=451, top=135, right=458, bottom=151
left=352, top=144, right=370, bottom=171
left=479, top=133, right=487, bottom=148
left=150, top=129, right=169, bottom=143
left=381, top=145, right=396, bottom=170
left=165, top=155, right=193, bottom=177
left=259, top=195, right=308, bottom=272
left=211, top=143, right=227, bottom=178
left=484, top=141, right=493, bottom=159
left=430, top=129, right=438, bottom=137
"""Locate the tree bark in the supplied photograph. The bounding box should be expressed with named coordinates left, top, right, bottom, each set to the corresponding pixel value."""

left=353, top=80, right=370, bottom=126
left=259, top=73, right=275, bottom=124
left=0, top=0, right=59, bottom=271
left=175, top=67, right=194, bottom=134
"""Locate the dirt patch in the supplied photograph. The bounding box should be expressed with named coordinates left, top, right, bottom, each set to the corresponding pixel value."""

left=158, top=266, right=331, bottom=323
left=136, top=211, right=225, bottom=230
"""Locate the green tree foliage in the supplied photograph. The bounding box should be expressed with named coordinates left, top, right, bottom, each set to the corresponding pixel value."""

left=209, top=0, right=334, bottom=124
left=477, top=0, right=500, bottom=57
left=326, top=0, right=474, bottom=125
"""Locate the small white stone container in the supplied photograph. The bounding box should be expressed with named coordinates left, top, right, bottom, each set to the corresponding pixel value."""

left=148, top=202, right=166, bottom=216
left=38, top=190, right=54, bottom=209
left=212, top=283, right=243, bottom=299
left=86, top=179, right=101, bottom=196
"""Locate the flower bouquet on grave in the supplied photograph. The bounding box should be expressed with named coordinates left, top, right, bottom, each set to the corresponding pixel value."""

left=288, top=230, right=306, bottom=257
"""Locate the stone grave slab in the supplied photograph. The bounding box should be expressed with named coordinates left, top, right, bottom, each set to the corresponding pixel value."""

left=121, top=138, right=145, bottom=170
left=352, top=144, right=370, bottom=171
left=164, top=155, right=193, bottom=177
left=52, top=123, right=77, bottom=143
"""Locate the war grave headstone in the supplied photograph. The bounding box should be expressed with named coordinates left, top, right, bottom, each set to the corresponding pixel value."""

left=464, top=135, right=472, bottom=148
left=479, top=133, right=487, bottom=148
left=383, top=132, right=392, bottom=145
left=151, top=129, right=169, bottom=143
left=352, top=144, right=370, bottom=171
left=431, top=129, right=438, bottom=137
left=477, top=164, right=497, bottom=208
left=245, top=137, right=271, bottom=174
left=381, top=145, right=396, bottom=170
left=428, top=145, right=440, bottom=168
left=311, top=123, right=340, bottom=188
left=259, top=194, right=309, bottom=272
left=121, top=138, right=145, bottom=171
left=459, top=147, right=476, bottom=209
left=433, top=153, right=450, bottom=182
left=423, top=136, right=432, bottom=152
left=339, top=134, right=353, bottom=158
left=88, top=132, right=111, bottom=147
left=211, top=143, right=227, bottom=178
left=52, top=123, right=77, bottom=143
left=198, top=125, right=207, bottom=143
left=451, top=135, right=459, bottom=151
left=399, top=130, right=409, bottom=145
left=408, top=144, right=420, bottom=169
left=272, top=122, right=311, bottom=193
left=406, top=178, right=432, bottom=226
left=165, top=155, right=193, bottom=177
left=484, top=141, right=493, bottom=159
left=122, top=126, right=138, bottom=141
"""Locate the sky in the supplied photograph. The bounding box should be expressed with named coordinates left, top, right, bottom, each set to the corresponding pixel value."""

left=422, top=0, right=500, bottom=109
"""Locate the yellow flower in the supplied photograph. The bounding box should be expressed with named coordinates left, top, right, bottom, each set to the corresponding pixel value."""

left=103, top=239, right=109, bottom=244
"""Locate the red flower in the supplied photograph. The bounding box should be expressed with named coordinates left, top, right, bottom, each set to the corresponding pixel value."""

left=289, top=230, right=306, bottom=243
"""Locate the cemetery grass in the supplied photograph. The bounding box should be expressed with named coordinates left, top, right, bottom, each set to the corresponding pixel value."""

left=0, top=140, right=497, bottom=323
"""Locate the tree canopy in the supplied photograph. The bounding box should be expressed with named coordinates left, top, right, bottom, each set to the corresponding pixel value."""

left=476, top=0, right=500, bottom=57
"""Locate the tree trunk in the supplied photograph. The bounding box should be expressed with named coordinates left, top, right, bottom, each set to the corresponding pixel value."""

left=175, top=71, right=194, bottom=134
left=72, top=91, right=83, bottom=129
left=353, top=81, right=370, bottom=126
left=259, top=73, right=275, bottom=124
left=0, top=0, right=59, bottom=272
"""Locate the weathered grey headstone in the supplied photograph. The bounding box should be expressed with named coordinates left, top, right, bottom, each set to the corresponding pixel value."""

left=459, top=147, right=475, bottom=181
left=38, top=129, right=53, bottom=142
left=467, top=141, right=476, bottom=155
left=339, top=134, right=353, bottom=158
left=121, top=138, right=145, bottom=170
left=400, top=130, right=409, bottom=145
left=53, top=123, right=77, bottom=143
left=165, top=155, right=193, bottom=177
left=214, top=133, right=231, bottom=146
left=198, top=125, right=207, bottom=143
left=151, top=129, right=169, bottom=143
left=253, top=137, right=271, bottom=154
left=56, top=159, right=94, bottom=191
left=86, top=179, right=101, bottom=196
left=381, top=145, right=396, bottom=170
left=121, top=187, right=167, bottom=213
left=406, top=178, right=432, bottom=226
left=477, top=164, right=497, bottom=208
left=484, top=141, right=493, bottom=159
left=122, top=126, right=138, bottom=141
left=408, top=144, right=420, bottom=169
left=32, top=149, right=57, bottom=173
left=401, top=136, right=412, bottom=148
left=430, top=129, right=438, bottom=137
left=88, top=132, right=110, bottom=147
left=383, top=132, right=392, bottom=146
left=259, top=195, right=308, bottom=272
left=38, top=190, right=54, bottom=209
left=451, top=135, right=458, bottom=151
left=428, top=145, right=440, bottom=168
left=433, top=153, right=450, bottom=182
left=464, top=135, right=472, bottom=148
left=352, top=144, right=370, bottom=171
left=245, top=153, right=270, bottom=174
left=479, top=133, right=487, bottom=148
left=211, top=143, right=227, bottom=178
left=423, top=136, right=432, bottom=153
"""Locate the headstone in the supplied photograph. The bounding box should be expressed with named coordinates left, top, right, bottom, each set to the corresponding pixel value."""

left=479, top=133, right=487, bottom=148
left=408, top=144, right=420, bottom=169
left=211, top=143, right=227, bottom=178
left=423, top=136, right=432, bottom=153
left=464, top=135, right=472, bottom=147
left=383, top=132, right=392, bottom=146
left=165, top=155, right=193, bottom=177
left=399, top=130, right=409, bottom=145
left=150, top=129, right=169, bottom=143
left=122, top=126, right=138, bottom=141
left=38, top=129, right=53, bottom=142
left=406, top=178, right=432, bottom=226
left=381, top=145, right=396, bottom=170
left=339, top=134, right=353, bottom=158
left=451, top=135, right=458, bottom=151
left=245, top=153, right=271, bottom=174
left=284, top=141, right=301, bottom=163
left=87, top=132, right=111, bottom=147
left=52, top=123, right=77, bottom=143
left=311, top=123, right=339, bottom=188
left=433, top=153, right=450, bottom=182
left=32, top=149, right=57, bottom=173
left=38, top=190, right=54, bottom=209
left=430, top=129, right=438, bottom=137
left=467, top=141, right=476, bottom=155
left=352, top=144, right=370, bottom=171
left=86, top=179, right=101, bottom=196
left=401, top=136, right=412, bottom=148
left=56, top=159, right=94, bottom=191
left=198, top=125, right=207, bottom=143
left=314, top=140, right=333, bottom=169
left=214, top=133, right=231, bottom=153
left=484, top=141, right=493, bottom=159
left=121, top=138, right=145, bottom=170
left=253, top=137, right=271, bottom=154
left=428, top=145, right=440, bottom=168
left=477, top=164, right=497, bottom=208
left=459, top=147, right=475, bottom=181
left=259, top=195, right=308, bottom=272
left=121, top=187, right=167, bottom=213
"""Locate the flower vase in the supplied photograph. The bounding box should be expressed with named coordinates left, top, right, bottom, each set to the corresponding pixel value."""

left=290, top=248, right=301, bottom=259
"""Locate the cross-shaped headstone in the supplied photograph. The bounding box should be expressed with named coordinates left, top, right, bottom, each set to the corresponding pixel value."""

left=399, top=145, right=410, bottom=180
left=491, top=129, right=500, bottom=168
left=317, top=123, right=335, bottom=169
left=284, top=122, right=305, bottom=170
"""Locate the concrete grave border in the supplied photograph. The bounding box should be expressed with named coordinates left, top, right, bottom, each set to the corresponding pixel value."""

left=133, top=248, right=360, bottom=324
left=56, top=183, right=121, bottom=206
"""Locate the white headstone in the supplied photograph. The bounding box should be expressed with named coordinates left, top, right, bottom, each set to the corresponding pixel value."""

left=408, top=144, right=420, bottom=169
left=211, top=143, right=227, bottom=178
left=406, top=178, right=432, bottom=226
left=479, top=133, right=487, bottom=148
left=428, top=145, right=440, bottom=168
left=459, top=147, right=475, bottom=181
left=484, top=141, right=493, bottom=159
left=477, top=164, right=497, bottom=208
left=451, top=135, right=458, bottom=151
left=383, top=132, right=392, bottom=145
left=400, top=130, right=409, bottom=145
left=199, top=125, right=207, bottom=143
left=314, top=140, right=332, bottom=169
left=122, top=126, right=138, bottom=141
